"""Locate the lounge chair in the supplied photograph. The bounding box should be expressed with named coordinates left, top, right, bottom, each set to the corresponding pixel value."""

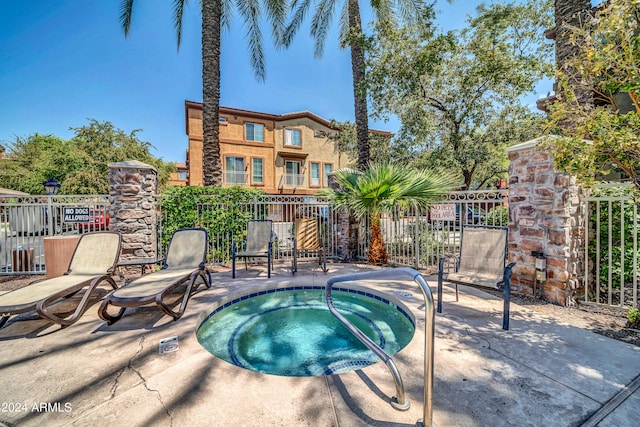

left=0, top=232, right=121, bottom=328
left=98, top=228, right=210, bottom=324
left=436, top=225, right=516, bottom=330
left=232, top=220, right=272, bottom=278
left=291, top=217, right=327, bottom=274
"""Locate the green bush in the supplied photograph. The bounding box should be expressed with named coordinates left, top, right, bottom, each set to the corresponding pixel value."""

left=159, top=186, right=265, bottom=259
left=485, top=205, right=509, bottom=226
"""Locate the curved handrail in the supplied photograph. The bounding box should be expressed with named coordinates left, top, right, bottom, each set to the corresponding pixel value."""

left=326, top=267, right=435, bottom=426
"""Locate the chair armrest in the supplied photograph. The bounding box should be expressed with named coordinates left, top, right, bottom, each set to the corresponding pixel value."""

left=440, top=253, right=460, bottom=273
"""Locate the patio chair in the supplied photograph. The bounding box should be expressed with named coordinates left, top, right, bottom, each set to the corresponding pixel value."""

left=232, top=220, right=272, bottom=278
left=98, top=228, right=210, bottom=324
left=0, top=232, right=121, bottom=329
left=436, top=225, right=516, bottom=330
left=291, top=217, right=327, bottom=274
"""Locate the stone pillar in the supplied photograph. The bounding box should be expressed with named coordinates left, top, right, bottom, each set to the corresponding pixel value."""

left=108, top=161, right=158, bottom=263
left=506, top=136, right=584, bottom=305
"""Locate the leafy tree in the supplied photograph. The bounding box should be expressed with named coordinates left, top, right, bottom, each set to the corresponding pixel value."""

left=281, top=0, right=438, bottom=170
left=327, top=120, right=391, bottom=165
left=0, top=120, right=174, bottom=194
left=366, top=0, right=553, bottom=189
left=548, top=0, right=640, bottom=189
left=321, top=162, right=457, bottom=264
left=120, top=0, right=287, bottom=185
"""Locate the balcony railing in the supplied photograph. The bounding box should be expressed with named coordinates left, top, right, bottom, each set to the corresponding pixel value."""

left=223, top=170, right=248, bottom=185
left=284, top=173, right=305, bottom=187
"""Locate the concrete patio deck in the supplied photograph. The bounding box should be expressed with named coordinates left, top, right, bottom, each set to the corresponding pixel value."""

left=0, top=263, right=638, bottom=426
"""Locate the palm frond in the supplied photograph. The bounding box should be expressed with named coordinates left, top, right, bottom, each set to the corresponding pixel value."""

left=237, top=0, right=266, bottom=81
left=281, top=0, right=312, bottom=48
left=119, top=0, right=135, bottom=37
left=310, top=0, right=339, bottom=58
left=172, top=0, right=187, bottom=49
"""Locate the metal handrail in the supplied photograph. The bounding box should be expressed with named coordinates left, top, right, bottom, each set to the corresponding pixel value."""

left=326, top=267, right=436, bottom=427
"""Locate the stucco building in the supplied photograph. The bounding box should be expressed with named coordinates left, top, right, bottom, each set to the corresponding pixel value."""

left=183, top=101, right=391, bottom=195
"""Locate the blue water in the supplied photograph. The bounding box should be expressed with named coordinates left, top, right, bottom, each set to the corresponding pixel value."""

left=196, top=287, right=415, bottom=377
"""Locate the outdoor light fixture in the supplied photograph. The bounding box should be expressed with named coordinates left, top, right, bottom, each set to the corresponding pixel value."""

left=43, top=178, right=61, bottom=195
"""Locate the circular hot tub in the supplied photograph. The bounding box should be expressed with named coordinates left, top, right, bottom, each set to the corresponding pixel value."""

left=196, top=286, right=415, bottom=377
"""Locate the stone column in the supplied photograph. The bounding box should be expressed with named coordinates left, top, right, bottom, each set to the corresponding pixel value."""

left=108, top=161, right=158, bottom=264
left=506, top=136, right=584, bottom=305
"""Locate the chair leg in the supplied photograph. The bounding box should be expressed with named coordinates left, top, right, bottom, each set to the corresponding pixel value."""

left=0, top=314, right=9, bottom=329
left=37, top=275, right=119, bottom=327
left=267, top=247, right=271, bottom=279
left=437, top=258, right=444, bottom=313
left=232, top=242, right=237, bottom=279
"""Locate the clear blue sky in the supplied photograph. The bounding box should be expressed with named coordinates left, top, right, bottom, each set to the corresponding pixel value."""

left=0, top=1, right=550, bottom=163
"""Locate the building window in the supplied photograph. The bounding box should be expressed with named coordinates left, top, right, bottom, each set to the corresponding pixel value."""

left=225, top=156, right=246, bottom=184
left=310, top=162, right=320, bottom=187
left=252, top=158, right=264, bottom=184
left=285, top=128, right=301, bottom=147
left=245, top=122, right=264, bottom=142
left=177, top=172, right=187, bottom=180
left=219, top=117, right=228, bottom=125
left=323, top=164, right=333, bottom=187
left=285, top=160, right=303, bottom=187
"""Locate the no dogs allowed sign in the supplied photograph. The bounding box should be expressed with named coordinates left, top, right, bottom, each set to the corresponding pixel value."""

left=63, top=207, right=90, bottom=222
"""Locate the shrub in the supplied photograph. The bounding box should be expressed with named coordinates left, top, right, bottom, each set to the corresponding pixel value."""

left=159, top=186, right=265, bottom=259
left=485, top=205, right=509, bottom=226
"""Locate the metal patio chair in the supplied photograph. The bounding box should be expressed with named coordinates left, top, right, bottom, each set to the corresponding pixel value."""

left=232, top=220, right=273, bottom=278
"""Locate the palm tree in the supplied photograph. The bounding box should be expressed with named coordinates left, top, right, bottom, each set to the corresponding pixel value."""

left=322, top=162, right=457, bottom=264
left=119, top=0, right=286, bottom=185
left=554, top=0, right=593, bottom=111
left=281, top=0, right=435, bottom=171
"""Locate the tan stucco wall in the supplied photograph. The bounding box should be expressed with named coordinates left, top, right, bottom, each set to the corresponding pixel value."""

left=185, top=103, right=356, bottom=194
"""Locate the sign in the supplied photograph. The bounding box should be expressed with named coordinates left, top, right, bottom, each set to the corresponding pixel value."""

left=430, top=204, right=456, bottom=221
left=63, top=207, right=90, bottom=223
left=159, top=336, right=179, bottom=354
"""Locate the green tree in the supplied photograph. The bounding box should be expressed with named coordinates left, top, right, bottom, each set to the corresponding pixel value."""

left=548, top=0, right=640, bottom=189
left=0, top=120, right=173, bottom=195
left=321, top=162, right=457, bottom=264
left=119, top=0, right=286, bottom=185
left=327, top=119, right=391, bottom=165
left=281, top=0, right=437, bottom=171
left=366, top=0, right=553, bottom=189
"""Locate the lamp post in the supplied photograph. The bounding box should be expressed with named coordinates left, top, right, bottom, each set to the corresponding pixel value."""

left=43, top=179, right=61, bottom=196
left=42, top=179, right=60, bottom=235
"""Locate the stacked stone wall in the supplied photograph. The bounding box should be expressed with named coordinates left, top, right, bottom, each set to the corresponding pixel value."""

left=507, top=137, right=584, bottom=305
left=108, top=161, right=158, bottom=264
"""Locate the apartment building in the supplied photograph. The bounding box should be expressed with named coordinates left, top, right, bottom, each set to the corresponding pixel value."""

left=184, top=101, right=391, bottom=195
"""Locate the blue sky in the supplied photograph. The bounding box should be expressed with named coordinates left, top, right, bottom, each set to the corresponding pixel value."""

left=0, top=1, right=551, bottom=163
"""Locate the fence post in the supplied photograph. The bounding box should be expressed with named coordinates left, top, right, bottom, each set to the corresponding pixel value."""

left=108, top=161, right=158, bottom=271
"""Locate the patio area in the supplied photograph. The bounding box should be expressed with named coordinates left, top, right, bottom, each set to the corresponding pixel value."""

left=0, top=263, right=638, bottom=427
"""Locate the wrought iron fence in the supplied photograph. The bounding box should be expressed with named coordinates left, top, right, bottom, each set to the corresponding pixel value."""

left=357, top=190, right=509, bottom=272
left=584, top=184, right=639, bottom=309
left=0, top=195, right=109, bottom=274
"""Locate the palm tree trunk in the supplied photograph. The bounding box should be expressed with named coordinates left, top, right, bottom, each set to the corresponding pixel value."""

left=347, top=0, right=370, bottom=171
left=201, top=0, right=223, bottom=186
left=555, top=0, right=593, bottom=115
left=368, top=214, right=387, bottom=265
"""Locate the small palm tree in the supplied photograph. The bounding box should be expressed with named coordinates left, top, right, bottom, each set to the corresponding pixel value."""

left=323, top=162, right=457, bottom=264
